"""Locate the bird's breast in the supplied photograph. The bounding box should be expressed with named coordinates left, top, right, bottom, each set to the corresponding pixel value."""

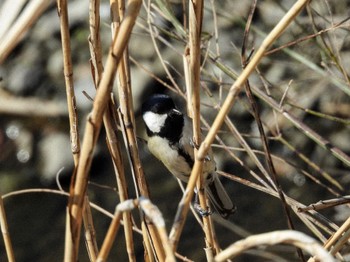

left=147, top=136, right=192, bottom=181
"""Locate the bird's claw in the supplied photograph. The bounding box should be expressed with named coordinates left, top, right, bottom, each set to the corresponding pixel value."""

left=194, top=202, right=212, bottom=217
left=190, top=138, right=199, bottom=149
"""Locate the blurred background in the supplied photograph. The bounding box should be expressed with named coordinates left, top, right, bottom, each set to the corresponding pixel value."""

left=1, top=0, right=350, bottom=261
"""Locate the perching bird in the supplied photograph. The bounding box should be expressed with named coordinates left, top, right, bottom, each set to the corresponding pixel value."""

left=141, top=94, right=235, bottom=218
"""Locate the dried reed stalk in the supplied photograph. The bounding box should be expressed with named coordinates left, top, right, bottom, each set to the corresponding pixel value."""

left=184, top=0, right=217, bottom=256
left=0, top=0, right=52, bottom=64
left=242, top=1, right=303, bottom=260
left=116, top=38, right=165, bottom=262
left=111, top=0, right=165, bottom=260
left=0, top=0, right=26, bottom=40
left=96, top=208, right=123, bottom=262
left=83, top=197, right=99, bottom=261
left=57, top=0, right=80, bottom=165
left=64, top=0, right=141, bottom=259
left=324, top=216, right=350, bottom=256
left=57, top=0, right=94, bottom=260
left=0, top=196, right=15, bottom=262
left=97, top=199, right=175, bottom=262
left=89, top=0, right=136, bottom=260
left=89, top=0, right=104, bottom=83
left=105, top=105, right=136, bottom=261
left=215, top=230, right=334, bottom=262
left=250, top=85, right=350, bottom=169
left=0, top=89, right=68, bottom=117
left=169, top=0, right=311, bottom=251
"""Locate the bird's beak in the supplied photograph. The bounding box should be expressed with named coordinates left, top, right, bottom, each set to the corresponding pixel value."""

left=169, top=108, right=182, bottom=116
left=169, top=109, right=182, bottom=117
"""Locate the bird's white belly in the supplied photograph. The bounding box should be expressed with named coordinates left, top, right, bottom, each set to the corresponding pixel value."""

left=147, top=136, right=192, bottom=181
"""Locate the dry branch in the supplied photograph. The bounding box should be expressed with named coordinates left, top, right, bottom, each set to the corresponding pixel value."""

left=83, top=197, right=99, bottom=261
left=0, top=196, right=15, bottom=262
left=64, top=0, right=141, bottom=259
left=185, top=0, right=217, bottom=256
left=57, top=0, right=80, bottom=165
left=0, top=0, right=53, bottom=64
left=97, top=198, right=175, bottom=262
left=169, top=0, right=311, bottom=250
left=214, top=230, right=335, bottom=262
left=0, top=89, right=68, bottom=117
left=89, top=0, right=136, bottom=260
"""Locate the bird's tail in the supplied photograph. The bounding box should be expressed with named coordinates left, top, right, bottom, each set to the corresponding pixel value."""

left=205, top=175, right=236, bottom=219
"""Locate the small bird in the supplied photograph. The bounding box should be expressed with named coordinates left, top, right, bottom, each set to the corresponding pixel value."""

left=142, top=94, right=236, bottom=218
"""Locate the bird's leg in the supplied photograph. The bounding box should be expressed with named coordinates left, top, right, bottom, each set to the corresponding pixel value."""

left=194, top=192, right=212, bottom=217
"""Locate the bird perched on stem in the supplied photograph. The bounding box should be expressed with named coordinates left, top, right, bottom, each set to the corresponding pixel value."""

left=142, top=94, right=236, bottom=218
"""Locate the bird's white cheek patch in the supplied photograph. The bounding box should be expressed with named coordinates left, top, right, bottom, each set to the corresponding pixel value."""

left=143, top=112, right=167, bottom=133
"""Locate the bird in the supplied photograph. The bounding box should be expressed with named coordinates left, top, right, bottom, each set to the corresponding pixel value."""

left=141, top=93, right=236, bottom=218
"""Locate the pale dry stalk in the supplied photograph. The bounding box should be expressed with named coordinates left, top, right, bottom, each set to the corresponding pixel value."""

left=185, top=0, right=217, bottom=256
left=96, top=209, right=123, bottom=262
left=0, top=89, right=68, bottom=116
left=169, top=0, right=311, bottom=250
left=0, top=0, right=52, bottom=64
left=139, top=198, right=176, bottom=262
left=324, top=216, right=350, bottom=256
left=64, top=0, right=142, bottom=259
left=104, top=103, right=136, bottom=261
left=0, top=0, right=26, bottom=40
left=112, top=0, right=166, bottom=260
left=83, top=197, right=99, bottom=261
left=58, top=0, right=102, bottom=259
left=0, top=196, right=15, bottom=262
left=57, top=0, right=80, bottom=165
left=89, top=0, right=135, bottom=260
left=89, top=0, right=104, bottom=84
left=215, top=230, right=335, bottom=262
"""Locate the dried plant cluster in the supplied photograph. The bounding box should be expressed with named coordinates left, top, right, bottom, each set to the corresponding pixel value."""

left=0, top=0, right=350, bottom=261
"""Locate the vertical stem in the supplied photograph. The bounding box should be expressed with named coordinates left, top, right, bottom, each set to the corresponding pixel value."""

left=170, top=0, right=310, bottom=250
left=64, top=0, right=141, bottom=259
left=89, top=0, right=104, bottom=84
left=57, top=0, right=80, bottom=165
left=96, top=210, right=123, bottom=262
left=89, top=0, right=135, bottom=260
left=187, top=0, right=216, bottom=256
left=0, top=196, right=15, bottom=262
left=111, top=0, right=165, bottom=259
left=83, top=197, right=99, bottom=261
left=104, top=103, right=136, bottom=261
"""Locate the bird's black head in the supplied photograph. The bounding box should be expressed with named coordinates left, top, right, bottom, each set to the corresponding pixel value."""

left=142, top=94, right=184, bottom=144
left=141, top=94, right=176, bottom=114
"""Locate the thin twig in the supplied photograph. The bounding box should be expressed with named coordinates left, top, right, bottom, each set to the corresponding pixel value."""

left=0, top=196, right=15, bottom=262
left=215, top=230, right=335, bottom=262
left=115, top=1, right=165, bottom=259
left=57, top=0, right=80, bottom=165
left=241, top=2, right=304, bottom=260
left=64, top=0, right=141, bottom=259
left=251, top=85, right=350, bottom=167
left=89, top=0, right=136, bottom=260
left=57, top=0, right=83, bottom=260
left=83, top=196, right=99, bottom=261
left=0, top=89, right=68, bottom=117
left=184, top=0, right=217, bottom=257
left=147, top=0, right=183, bottom=94
left=298, top=196, right=350, bottom=212
left=169, top=0, right=310, bottom=248
left=96, top=207, right=124, bottom=262
left=0, top=0, right=52, bottom=63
